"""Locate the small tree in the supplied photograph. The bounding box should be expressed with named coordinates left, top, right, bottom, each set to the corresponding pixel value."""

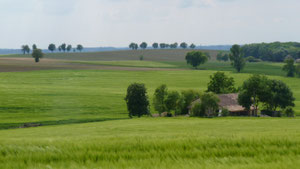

left=21, top=45, right=27, bottom=55
left=207, top=71, right=236, bottom=94
left=67, top=45, right=72, bottom=52
left=160, top=43, right=166, bottom=49
left=152, top=43, right=159, bottom=49
left=180, top=42, right=188, bottom=49
left=77, top=44, right=83, bottom=52
left=282, top=57, right=296, bottom=77
left=190, top=44, right=196, bottom=49
left=229, top=44, right=246, bottom=73
left=61, top=43, right=66, bottom=52
left=32, top=49, right=44, bottom=63
left=153, top=84, right=168, bottom=116
left=21, top=45, right=30, bottom=54
left=185, top=51, right=208, bottom=69
left=48, top=44, right=56, bottom=53
left=140, top=42, right=148, bottom=49
left=125, top=83, right=150, bottom=118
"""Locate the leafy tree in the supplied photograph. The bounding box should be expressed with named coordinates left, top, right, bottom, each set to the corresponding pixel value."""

left=169, top=43, right=178, bottom=49
left=140, top=42, right=148, bottom=49
left=165, top=91, right=181, bottom=114
left=32, top=44, right=37, bottom=50
left=77, top=44, right=83, bottom=52
left=32, top=49, right=44, bottom=63
left=61, top=43, right=66, bottom=52
left=282, top=57, right=296, bottom=77
left=160, top=43, right=166, bottom=49
left=21, top=45, right=30, bottom=54
left=185, top=51, right=208, bottom=69
left=129, top=43, right=138, bottom=50
left=48, top=44, right=56, bottom=53
left=125, top=83, right=150, bottom=118
left=229, top=44, right=246, bottom=73
left=58, top=46, right=62, bottom=52
left=153, top=84, right=168, bottom=116
left=180, top=42, right=188, bottom=49
left=207, top=72, right=236, bottom=94
left=190, top=44, right=196, bottom=49
left=217, top=52, right=229, bottom=62
left=180, top=90, right=201, bottom=115
left=263, top=79, right=295, bottom=111
left=192, top=92, right=219, bottom=117
left=238, top=74, right=270, bottom=116
left=152, top=43, right=159, bottom=49
left=67, top=45, right=72, bottom=52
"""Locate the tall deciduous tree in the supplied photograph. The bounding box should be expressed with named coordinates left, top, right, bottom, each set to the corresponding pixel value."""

left=21, top=45, right=30, bottom=54
left=48, top=44, right=56, bottom=53
left=153, top=84, right=168, bottom=116
left=185, top=51, right=208, bottom=69
left=207, top=72, right=236, bottom=94
left=190, top=44, right=196, bottom=49
left=229, top=44, right=246, bottom=73
left=238, top=74, right=270, bottom=116
left=125, top=83, right=150, bottom=118
left=180, top=42, right=188, bottom=49
left=77, top=44, right=83, bottom=52
left=282, top=57, right=296, bottom=77
left=264, top=79, right=295, bottom=111
left=67, top=45, right=72, bottom=52
left=165, top=91, right=181, bottom=113
left=32, top=49, right=44, bottom=63
left=61, top=43, right=66, bottom=52
left=152, top=43, right=159, bottom=49
left=129, top=43, right=138, bottom=50
left=140, top=42, right=148, bottom=49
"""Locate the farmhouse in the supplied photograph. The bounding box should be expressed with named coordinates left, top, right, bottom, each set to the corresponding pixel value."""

left=189, top=93, right=253, bottom=116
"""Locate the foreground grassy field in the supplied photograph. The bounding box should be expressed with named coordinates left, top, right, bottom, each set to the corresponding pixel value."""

left=0, top=69, right=299, bottom=129
left=1, top=118, right=300, bottom=169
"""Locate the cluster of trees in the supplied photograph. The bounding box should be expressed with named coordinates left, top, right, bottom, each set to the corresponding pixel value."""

left=50, top=44, right=84, bottom=53
left=238, top=74, right=295, bottom=116
left=129, top=42, right=196, bottom=50
left=242, top=42, right=300, bottom=62
left=21, top=44, right=84, bottom=54
left=185, top=51, right=208, bottom=69
left=125, top=72, right=295, bottom=118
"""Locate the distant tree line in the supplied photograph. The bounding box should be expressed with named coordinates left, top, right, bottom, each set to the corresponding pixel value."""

left=129, top=42, right=196, bottom=50
left=21, top=44, right=84, bottom=54
left=241, top=42, right=300, bottom=62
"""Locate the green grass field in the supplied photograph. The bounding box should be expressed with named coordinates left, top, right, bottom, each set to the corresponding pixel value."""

left=1, top=50, right=300, bottom=168
left=1, top=118, right=300, bottom=169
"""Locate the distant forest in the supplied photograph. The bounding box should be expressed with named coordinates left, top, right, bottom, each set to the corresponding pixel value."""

left=242, top=42, right=300, bottom=62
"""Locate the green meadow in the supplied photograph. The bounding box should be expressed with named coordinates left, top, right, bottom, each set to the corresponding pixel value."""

left=0, top=50, right=300, bottom=168
left=1, top=118, right=300, bottom=169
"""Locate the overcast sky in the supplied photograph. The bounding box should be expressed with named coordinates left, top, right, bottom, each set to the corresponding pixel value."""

left=0, top=0, right=299, bottom=48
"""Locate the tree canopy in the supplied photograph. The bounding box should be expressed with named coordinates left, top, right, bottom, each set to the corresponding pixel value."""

left=207, top=72, right=236, bottom=94
left=185, top=51, right=208, bottom=69
left=48, top=44, right=56, bottom=52
left=32, top=49, right=44, bottom=63
left=229, top=44, right=246, bottom=73
left=282, top=57, right=296, bottom=77
left=77, top=44, right=83, bottom=52
left=180, top=42, right=188, bottom=49
left=153, top=84, right=168, bottom=116
left=125, top=83, right=150, bottom=118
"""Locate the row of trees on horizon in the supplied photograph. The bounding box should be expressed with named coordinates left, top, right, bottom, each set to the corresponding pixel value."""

left=129, top=42, right=196, bottom=50
left=21, top=44, right=84, bottom=54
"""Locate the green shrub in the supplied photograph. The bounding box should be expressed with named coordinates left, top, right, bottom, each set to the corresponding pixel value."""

left=221, top=109, right=230, bottom=117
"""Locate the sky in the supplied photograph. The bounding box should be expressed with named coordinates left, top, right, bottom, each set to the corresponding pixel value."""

left=0, top=0, right=299, bottom=48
